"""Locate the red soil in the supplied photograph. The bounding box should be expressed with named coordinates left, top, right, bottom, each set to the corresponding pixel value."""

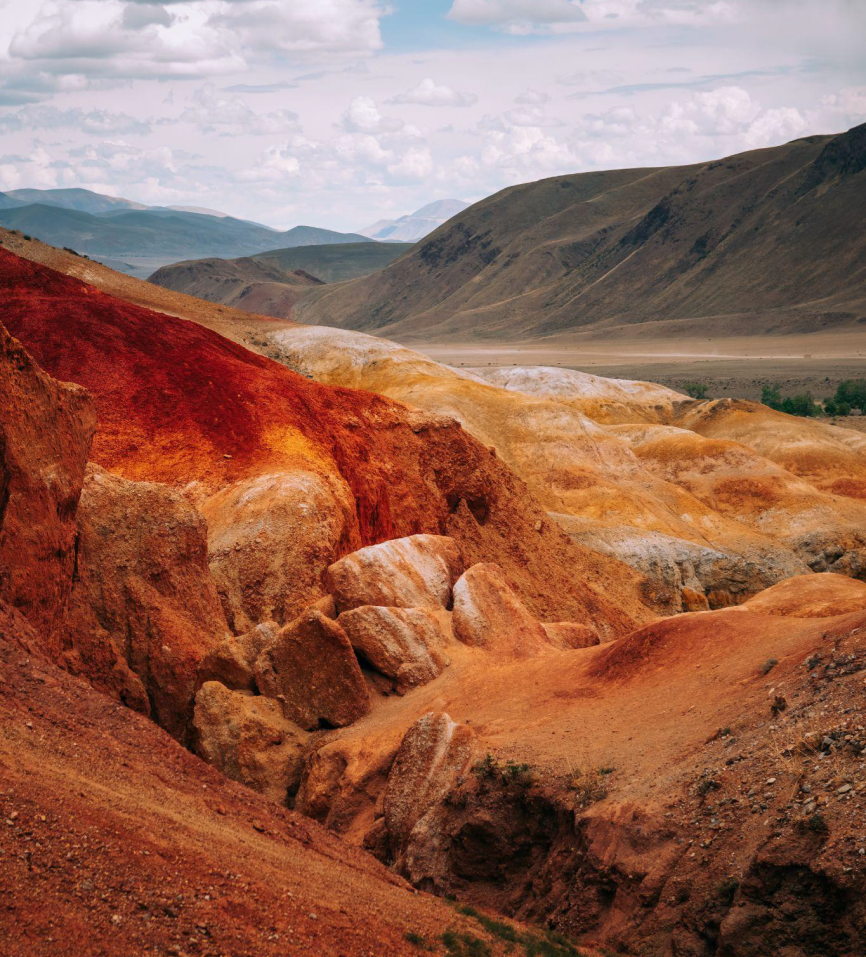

left=0, top=248, right=386, bottom=492
left=0, top=614, right=522, bottom=957
left=0, top=249, right=651, bottom=631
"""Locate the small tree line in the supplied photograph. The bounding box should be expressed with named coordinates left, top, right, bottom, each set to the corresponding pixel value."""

left=679, top=379, right=866, bottom=418
left=762, top=380, right=866, bottom=418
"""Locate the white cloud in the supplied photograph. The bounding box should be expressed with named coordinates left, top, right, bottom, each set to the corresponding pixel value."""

left=0, top=105, right=151, bottom=135
left=0, top=0, right=388, bottom=96
left=212, top=0, right=387, bottom=58
left=388, top=78, right=477, bottom=108
left=341, top=96, right=404, bottom=134
left=181, top=84, right=300, bottom=135
left=821, top=87, right=866, bottom=124
left=514, top=89, right=549, bottom=105
left=448, top=0, right=587, bottom=34
left=387, top=145, right=434, bottom=181
left=237, top=145, right=302, bottom=183
left=743, top=106, right=807, bottom=147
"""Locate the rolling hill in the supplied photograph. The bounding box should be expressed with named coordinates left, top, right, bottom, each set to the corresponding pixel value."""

left=0, top=192, right=374, bottom=277
left=148, top=240, right=415, bottom=313
left=254, top=240, right=413, bottom=283
left=4, top=186, right=148, bottom=213
left=147, top=254, right=323, bottom=315
left=295, top=123, right=866, bottom=342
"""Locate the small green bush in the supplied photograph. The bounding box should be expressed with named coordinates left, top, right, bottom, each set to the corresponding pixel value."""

left=683, top=382, right=709, bottom=400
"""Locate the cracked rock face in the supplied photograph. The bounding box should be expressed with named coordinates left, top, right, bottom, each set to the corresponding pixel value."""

left=0, top=322, right=95, bottom=649
left=65, top=464, right=230, bottom=740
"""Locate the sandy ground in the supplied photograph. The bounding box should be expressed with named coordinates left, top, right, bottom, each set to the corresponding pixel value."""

left=414, top=330, right=866, bottom=406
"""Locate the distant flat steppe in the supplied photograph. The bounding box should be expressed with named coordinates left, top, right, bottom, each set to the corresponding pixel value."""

left=417, top=329, right=866, bottom=405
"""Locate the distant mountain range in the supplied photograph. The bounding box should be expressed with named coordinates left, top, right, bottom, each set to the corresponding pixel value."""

left=0, top=187, right=374, bottom=277
left=296, top=124, right=866, bottom=341
left=360, top=199, right=468, bottom=242
left=148, top=241, right=414, bottom=315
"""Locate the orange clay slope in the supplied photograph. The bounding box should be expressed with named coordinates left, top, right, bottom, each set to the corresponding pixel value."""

left=0, top=612, right=541, bottom=957
left=0, top=248, right=652, bottom=634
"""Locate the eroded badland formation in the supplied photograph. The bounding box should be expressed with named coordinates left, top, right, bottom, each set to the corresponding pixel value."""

left=2, top=128, right=866, bottom=957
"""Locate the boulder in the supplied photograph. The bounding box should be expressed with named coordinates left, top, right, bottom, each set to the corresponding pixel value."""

left=253, top=609, right=370, bottom=730
left=326, top=535, right=463, bottom=612
left=202, top=470, right=356, bottom=633
left=384, top=712, right=477, bottom=879
left=542, top=621, right=601, bottom=650
left=197, top=621, right=279, bottom=691
left=338, top=606, right=450, bottom=693
left=64, top=465, right=230, bottom=740
left=451, top=563, right=550, bottom=657
left=193, top=681, right=308, bottom=803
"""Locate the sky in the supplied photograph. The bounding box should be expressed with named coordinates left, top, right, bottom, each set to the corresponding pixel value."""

left=0, top=0, right=863, bottom=231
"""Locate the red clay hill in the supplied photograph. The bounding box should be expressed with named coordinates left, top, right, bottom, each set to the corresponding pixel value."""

left=0, top=247, right=652, bottom=635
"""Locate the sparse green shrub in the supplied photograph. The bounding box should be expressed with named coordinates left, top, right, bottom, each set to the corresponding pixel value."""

left=442, top=929, right=491, bottom=957
left=780, top=393, right=820, bottom=417
left=472, top=754, right=536, bottom=788
left=697, top=777, right=720, bottom=798
left=834, top=379, right=866, bottom=412
left=405, top=931, right=431, bottom=949
left=761, top=385, right=782, bottom=410
left=22, top=234, right=32, bottom=241
left=762, top=657, right=778, bottom=675
left=566, top=765, right=609, bottom=805
left=683, top=382, right=709, bottom=400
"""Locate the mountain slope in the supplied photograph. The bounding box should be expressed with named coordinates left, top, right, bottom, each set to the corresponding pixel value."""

left=254, top=240, right=413, bottom=283
left=5, top=186, right=147, bottom=213
left=147, top=254, right=322, bottom=315
left=0, top=203, right=373, bottom=275
left=361, top=198, right=469, bottom=242
left=148, top=241, right=414, bottom=315
left=296, top=124, right=866, bottom=341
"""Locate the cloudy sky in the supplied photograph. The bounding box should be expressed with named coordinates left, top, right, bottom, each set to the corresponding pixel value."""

left=0, top=0, right=863, bottom=230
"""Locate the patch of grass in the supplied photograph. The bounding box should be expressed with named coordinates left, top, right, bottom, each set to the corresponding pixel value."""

left=455, top=906, right=584, bottom=957
left=442, top=929, right=491, bottom=957
left=471, top=753, right=537, bottom=788
left=761, top=657, right=778, bottom=675
left=696, top=777, right=720, bottom=798
left=566, top=764, right=610, bottom=805
left=405, top=931, right=432, bottom=949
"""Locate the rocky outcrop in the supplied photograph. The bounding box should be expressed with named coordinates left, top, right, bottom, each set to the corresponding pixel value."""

left=568, top=524, right=809, bottom=615
left=197, top=621, right=279, bottom=691
left=737, top=572, right=866, bottom=618
left=541, top=621, right=600, bottom=650
left=452, top=563, right=550, bottom=657
left=326, top=535, right=464, bottom=613
left=193, top=681, right=309, bottom=803
left=202, top=471, right=356, bottom=634
left=0, top=322, right=95, bottom=649
left=253, top=609, right=370, bottom=730
left=64, top=465, right=230, bottom=739
left=338, top=605, right=451, bottom=692
left=383, top=712, right=477, bottom=883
